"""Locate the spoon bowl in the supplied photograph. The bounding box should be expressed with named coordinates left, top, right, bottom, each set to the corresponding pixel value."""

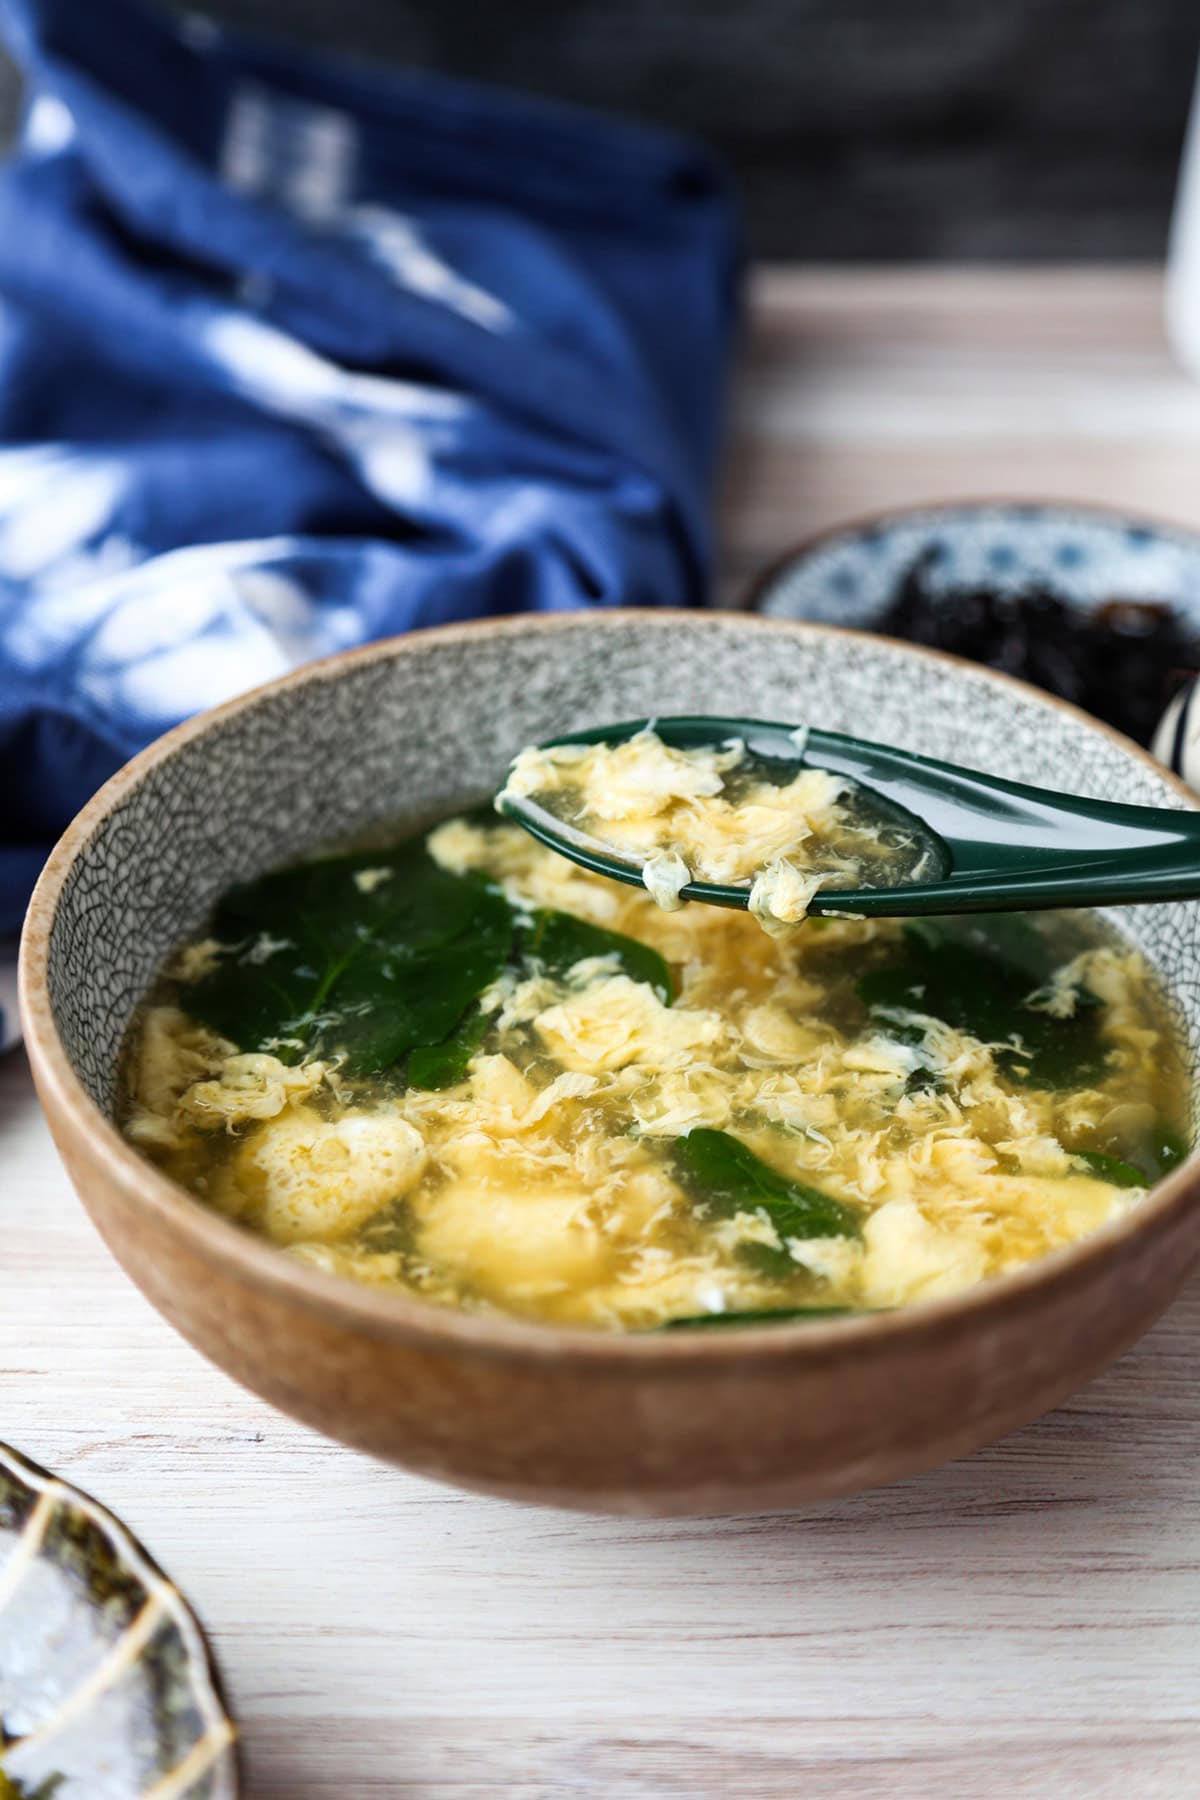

left=497, top=714, right=1200, bottom=916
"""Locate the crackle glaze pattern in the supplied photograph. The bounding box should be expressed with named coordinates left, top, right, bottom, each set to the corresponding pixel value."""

left=0, top=1443, right=238, bottom=1797
left=47, top=614, right=1200, bottom=1122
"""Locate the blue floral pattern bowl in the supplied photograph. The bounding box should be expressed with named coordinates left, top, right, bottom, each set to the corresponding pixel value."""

left=751, top=502, right=1200, bottom=635
left=752, top=500, right=1200, bottom=791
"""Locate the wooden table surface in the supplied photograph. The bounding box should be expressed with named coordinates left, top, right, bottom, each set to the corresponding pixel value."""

left=7, top=267, right=1200, bottom=1799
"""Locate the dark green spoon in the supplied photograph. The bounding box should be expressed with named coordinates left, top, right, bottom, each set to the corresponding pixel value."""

left=495, top=715, right=1200, bottom=918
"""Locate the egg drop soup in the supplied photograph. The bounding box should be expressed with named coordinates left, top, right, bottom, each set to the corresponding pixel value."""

left=119, top=786, right=1190, bottom=1332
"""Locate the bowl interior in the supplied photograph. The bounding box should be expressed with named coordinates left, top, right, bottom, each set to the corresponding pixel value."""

left=42, top=614, right=1200, bottom=1147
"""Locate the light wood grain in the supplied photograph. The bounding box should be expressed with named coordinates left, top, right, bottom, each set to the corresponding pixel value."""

left=7, top=268, right=1200, bottom=1797
left=717, top=266, right=1200, bottom=605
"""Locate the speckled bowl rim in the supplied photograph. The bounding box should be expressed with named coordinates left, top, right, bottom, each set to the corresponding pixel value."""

left=743, top=495, right=1200, bottom=614
left=18, top=609, right=1200, bottom=1372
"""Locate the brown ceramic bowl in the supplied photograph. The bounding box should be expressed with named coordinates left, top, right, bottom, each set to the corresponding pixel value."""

left=19, top=611, right=1200, bottom=1515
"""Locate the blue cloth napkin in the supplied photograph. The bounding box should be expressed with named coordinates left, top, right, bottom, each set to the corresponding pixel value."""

left=0, top=942, right=17, bottom=1050
left=0, top=0, right=740, bottom=951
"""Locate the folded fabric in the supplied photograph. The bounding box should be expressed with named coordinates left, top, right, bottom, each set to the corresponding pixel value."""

left=0, top=944, right=16, bottom=1051
left=0, top=0, right=740, bottom=944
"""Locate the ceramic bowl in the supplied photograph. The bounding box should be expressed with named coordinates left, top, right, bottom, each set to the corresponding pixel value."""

left=750, top=500, right=1200, bottom=632
left=751, top=499, right=1200, bottom=776
left=0, top=1442, right=238, bottom=1795
left=18, top=611, right=1200, bottom=1515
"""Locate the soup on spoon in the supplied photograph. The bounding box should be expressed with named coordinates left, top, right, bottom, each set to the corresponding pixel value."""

left=496, top=714, right=1200, bottom=919
left=497, top=724, right=937, bottom=930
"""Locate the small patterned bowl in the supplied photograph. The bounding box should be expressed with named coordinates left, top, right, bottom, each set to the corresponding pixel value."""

left=751, top=500, right=1200, bottom=634
left=753, top=500, right=1200, bottom=778
left=0, top=1442, right=237, bottom=1796
left=17, top=611, right=1200, bottom=1514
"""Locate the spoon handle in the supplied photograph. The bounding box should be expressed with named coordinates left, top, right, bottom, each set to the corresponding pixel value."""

left=814, top=810, right=1200, bottom=917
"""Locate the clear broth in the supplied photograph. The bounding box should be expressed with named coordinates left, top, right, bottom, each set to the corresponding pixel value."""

left=119, top=813, right=1190, bottom=1331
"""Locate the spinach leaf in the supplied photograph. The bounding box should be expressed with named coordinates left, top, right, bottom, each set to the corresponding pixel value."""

left=407, top=1002, right=493, bottom=1090
left=186, top=844, right=515, bottom=1077
left=659, top=1306, right=855, bottom=1330
left=1070, top=1150, right=1146, bottom=1188
left=0, top=1777, right=64, bottom=1800
left=671, top=1128, right=862, bottom=1242
left=858, top=917, right=1108, bottom=1089
left=359, top=1206, right=416, bottom=1255
left=734, top=1239, right=796, bottom=1279
left=520, top=908, right=673, bottom=1003
left=1082, top=1123, right=1190, bottom=1187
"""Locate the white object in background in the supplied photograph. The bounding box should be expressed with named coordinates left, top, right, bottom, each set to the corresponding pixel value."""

left=1163, top=68, right=1200, bottom=789
left=1167, top=58, right=1200, bottom=376
left=1153, top=675, right=1200, bottom=791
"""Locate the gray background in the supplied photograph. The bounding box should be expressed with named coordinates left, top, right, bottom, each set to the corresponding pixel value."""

left=2, top=0, right=1199, bottom=258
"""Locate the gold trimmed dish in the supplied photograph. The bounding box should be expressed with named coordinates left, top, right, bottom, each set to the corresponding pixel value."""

left=0, top=1443, right=238, bottom=1797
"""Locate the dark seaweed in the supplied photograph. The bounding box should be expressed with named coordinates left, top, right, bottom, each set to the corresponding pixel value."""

left=875, top=551, right=1199, bottom=745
